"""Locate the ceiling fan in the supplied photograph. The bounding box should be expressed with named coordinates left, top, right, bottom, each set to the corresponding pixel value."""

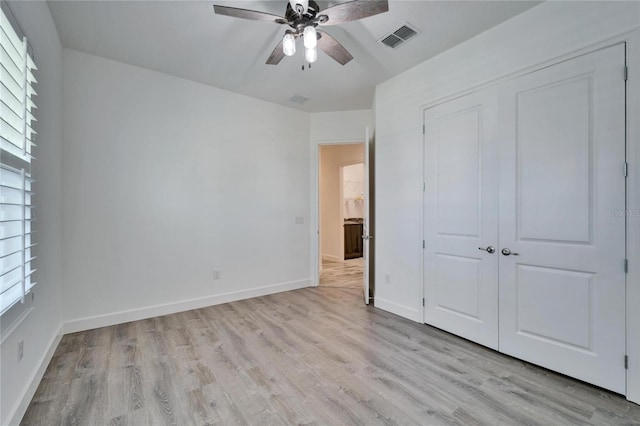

left=213, top=0, right=389, bottom=66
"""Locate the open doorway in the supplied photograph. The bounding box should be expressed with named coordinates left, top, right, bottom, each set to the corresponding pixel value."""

left=318, top=143, right=364, bottom=288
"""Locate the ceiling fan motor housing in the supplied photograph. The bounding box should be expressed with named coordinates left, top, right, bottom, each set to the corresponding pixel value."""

left=289, top=0, right=310, bottom=16
left=286, top=0, right=322, bottom=33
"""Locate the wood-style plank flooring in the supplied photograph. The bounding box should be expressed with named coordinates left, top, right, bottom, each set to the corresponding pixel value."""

left=319, top=258, right=363, bottom=288
left=22, top=287, right=640, bottom=425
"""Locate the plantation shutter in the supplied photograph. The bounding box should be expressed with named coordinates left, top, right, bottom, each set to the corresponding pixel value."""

left=1, top=5, right=37, bottom=315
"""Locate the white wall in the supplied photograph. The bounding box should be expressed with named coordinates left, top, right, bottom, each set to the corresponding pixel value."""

left=319, top=144, right=363, bottom=262
left=61, top=49, right=311, bottom=330
left=374, top=0, right=640, bottom=401
left=0, top=1, right=64, bottom=425
left=310, top=110, right=373, bottom=143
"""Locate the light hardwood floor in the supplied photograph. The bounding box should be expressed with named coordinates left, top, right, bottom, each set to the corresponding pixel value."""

left=22, top=287, right=640, bottom=425
left=319, top=258, right=363, bottom=288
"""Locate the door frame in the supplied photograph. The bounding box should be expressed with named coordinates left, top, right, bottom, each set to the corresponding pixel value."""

left=311, top=139, right=365, bottom=287
left=420, top=30, right=640, bottom=403
left=625, top=29, right=640, bottom=405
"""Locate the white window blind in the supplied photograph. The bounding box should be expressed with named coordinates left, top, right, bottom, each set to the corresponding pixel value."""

left=1, top=5, right=37, bottom=315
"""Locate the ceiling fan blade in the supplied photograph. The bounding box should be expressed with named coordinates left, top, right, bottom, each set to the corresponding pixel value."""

left=266, top=39, right=285, bottom=65
left=213, top=5, right=287, bottom=24
left=318, top=0, right=388, bottom=26
left=317, top=31, right=353, bottom=65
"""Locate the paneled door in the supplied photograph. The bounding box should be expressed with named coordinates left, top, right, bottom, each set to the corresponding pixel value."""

left=498, top=45, right=626, bottom=393
left=423, top=89, right=499, bottom=349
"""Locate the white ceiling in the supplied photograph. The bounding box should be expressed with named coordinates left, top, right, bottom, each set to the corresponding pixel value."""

left=47, top=0, right=540, bottom=112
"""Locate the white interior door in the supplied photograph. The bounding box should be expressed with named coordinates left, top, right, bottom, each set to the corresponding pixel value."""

left=498, top=45, right=627, bottom=393
left=363, top=127, right=371, bottom=304
left=423, top=89, right=500, bottom=349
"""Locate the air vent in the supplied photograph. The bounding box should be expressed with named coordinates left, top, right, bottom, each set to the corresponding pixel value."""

left=394, top=25, right=417, bottom=41
left=288, top=94, right=310, bottom=104
left=381, top=34, right=403, bottom=48
left=379, top=23, right=420, bottom=49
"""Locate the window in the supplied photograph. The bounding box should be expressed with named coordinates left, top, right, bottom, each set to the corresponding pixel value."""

left=1, top=5, right=37, bottom=315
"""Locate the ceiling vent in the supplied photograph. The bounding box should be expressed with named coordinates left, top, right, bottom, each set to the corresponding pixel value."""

left=379, top=23, right=420, bottom=49
left=288, top=94, right=310, bottom=104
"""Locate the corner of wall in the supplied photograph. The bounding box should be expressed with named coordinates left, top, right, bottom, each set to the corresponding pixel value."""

left=5, top=324, right=63, bottom=426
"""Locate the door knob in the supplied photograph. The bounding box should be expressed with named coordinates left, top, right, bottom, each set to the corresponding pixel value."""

left=478, top=246, right=495, bottom=254
left=501, top=248, right=519, bottom=256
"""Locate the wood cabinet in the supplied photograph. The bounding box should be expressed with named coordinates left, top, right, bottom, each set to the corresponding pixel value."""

left=344, top=222, right=363, bottom=259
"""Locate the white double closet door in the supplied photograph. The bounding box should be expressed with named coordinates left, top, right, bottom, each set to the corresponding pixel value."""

left=423, top=44, right=626, bottom=394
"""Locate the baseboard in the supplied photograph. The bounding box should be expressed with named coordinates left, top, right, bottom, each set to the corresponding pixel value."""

left=7, top=323, right=63, bottom=426
left=322, top=254, right=341, bottom=263
left=374, top=297, right=422, bottom=323
left=63, top=279, right=312, bottom=334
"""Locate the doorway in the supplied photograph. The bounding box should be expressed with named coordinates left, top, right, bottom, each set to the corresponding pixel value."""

left=318, top=144, right=364, bottom=289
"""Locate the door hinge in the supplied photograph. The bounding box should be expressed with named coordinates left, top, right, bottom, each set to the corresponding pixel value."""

left=624, top=162, right=628, bottom=177
left=625, top=355, right=629, bottom=369
left=422, top=240, right=425, bottom=249
left=422, top=124, right=425, bottom=134
left=624, top=66, right=628, bottom=81
left=422, top=298, right=425, bottom=307
left=624, top=259, right=629, bottom=273
left=423, top=182, right=426, bottom=192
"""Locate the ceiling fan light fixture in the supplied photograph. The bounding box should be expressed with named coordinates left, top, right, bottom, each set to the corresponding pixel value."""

left=303, top=25, right=317, bottom=48
left=213, top=0, right=390, bottom=66
left=305, top=45, right=317, bottom=63
left=283, top=31, right=296, bottom=56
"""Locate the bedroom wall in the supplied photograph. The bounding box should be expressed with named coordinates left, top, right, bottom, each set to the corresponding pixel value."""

left=0, top=1, right=64, bottom=424
left=374, top=0, right=640, bottom=401
left=61, top=49, right=311, bottom=331
left=374, top=0, right=639, bottom=319
left=310, top=110, right=373, bottom=143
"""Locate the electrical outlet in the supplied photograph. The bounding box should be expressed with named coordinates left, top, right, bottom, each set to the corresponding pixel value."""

left=385, top=274, right=391, bottom=285
left=213, top=270, right=222, bottom=280
left=295, top=216, right=304, bottom=225
left=18, top=340, right=24, bottom=362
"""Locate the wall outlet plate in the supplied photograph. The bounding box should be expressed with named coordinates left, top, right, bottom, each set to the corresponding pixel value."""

left=213, top=270, right=222, bottom=280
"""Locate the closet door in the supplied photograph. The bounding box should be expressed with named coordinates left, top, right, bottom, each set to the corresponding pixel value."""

left=423, top=89, right=499, bottom=349
left=498, top=45, right=626, bottom=393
